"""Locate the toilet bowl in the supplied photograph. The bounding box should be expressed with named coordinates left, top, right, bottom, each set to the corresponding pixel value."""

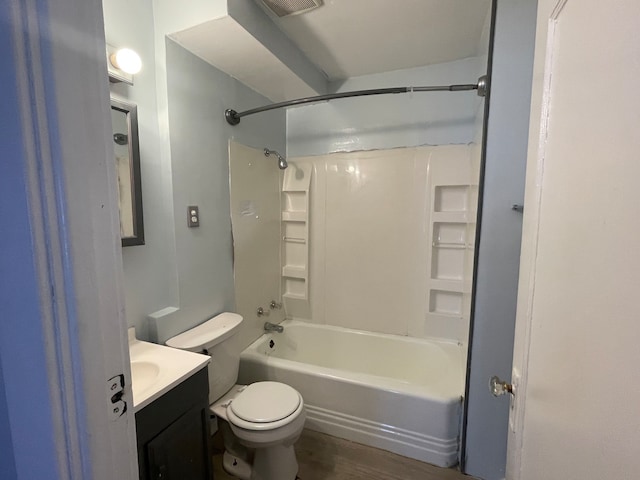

left=212, top=383, right=305, bottom=480
left=164, top=313, right=305, bottom=480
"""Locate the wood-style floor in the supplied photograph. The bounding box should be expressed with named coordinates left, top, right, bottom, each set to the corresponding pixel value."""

left=212, top=429, right=474, bottom=480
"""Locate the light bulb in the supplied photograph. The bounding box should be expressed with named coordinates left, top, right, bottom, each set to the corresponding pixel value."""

left=110, top=48, right=142, bottom=75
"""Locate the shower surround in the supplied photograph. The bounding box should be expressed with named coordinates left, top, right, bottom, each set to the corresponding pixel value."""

left=288, top=145, right=478, bottom=345
left=229, top=142, right=480, bottom=465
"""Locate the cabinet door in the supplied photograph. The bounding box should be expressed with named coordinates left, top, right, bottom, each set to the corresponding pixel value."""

left=146, top=406, right=211, bottom=480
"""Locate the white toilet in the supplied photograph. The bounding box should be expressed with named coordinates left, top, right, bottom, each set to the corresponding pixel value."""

left=165, top=312, right=305, bottom=480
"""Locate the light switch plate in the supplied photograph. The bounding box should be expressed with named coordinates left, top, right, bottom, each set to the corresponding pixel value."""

left=188, top=206, right=200, bottom=227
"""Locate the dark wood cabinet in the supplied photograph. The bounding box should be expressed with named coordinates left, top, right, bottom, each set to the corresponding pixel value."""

left=135, top=368, right=212, bottom=480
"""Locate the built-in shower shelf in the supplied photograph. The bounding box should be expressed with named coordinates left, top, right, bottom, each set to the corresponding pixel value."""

left=282, top=211, right=307, bottom=222
left=432, top=242, right=473, bottom=249
left=282, top=292, right=306, bottom=301
left=418, top=158, right=478, bottom=343
left=432, top=212, right=469, bottom=223
left=430, top=279, right=464, bottom=293
left=282, top=188, right=308, bottom=193
left=283, top=236, right=306, bottom=244
left=282, top=162, right=313, bottom=320
left=282, top=265, right=306, bottom=279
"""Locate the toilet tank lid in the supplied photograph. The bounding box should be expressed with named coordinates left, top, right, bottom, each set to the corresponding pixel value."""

left=165, top=313, right=243, bottom=351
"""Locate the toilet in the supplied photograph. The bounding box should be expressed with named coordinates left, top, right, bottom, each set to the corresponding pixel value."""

left=165, top=312, right=305, bottom=480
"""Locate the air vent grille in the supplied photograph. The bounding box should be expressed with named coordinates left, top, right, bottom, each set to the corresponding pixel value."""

left=261, top=0, right=322, bottom=17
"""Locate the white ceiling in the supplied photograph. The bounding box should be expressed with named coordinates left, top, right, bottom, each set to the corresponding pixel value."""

left=171, top=16, right=320, bottom=102
left=259, top=0, right=492, bottom=80
left=171, top=0, right=492, bottom=102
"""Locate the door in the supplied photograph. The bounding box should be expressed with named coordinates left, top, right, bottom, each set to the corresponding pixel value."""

left=1, top=0, right=137, bottom=478
left=507, top=1, right=640, bottom=479
left=146, top=407, right=211, bottom=480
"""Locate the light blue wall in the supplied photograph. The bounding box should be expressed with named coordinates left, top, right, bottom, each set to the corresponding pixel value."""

left=287, top=57, right=484, bottom=156
left=103, top=2, right=285, bottom=342
left=464, top=1, right=538, bottom=478
left=103, top=0, right=180, bottom=340
left=161, top=39, right=285, bottom=341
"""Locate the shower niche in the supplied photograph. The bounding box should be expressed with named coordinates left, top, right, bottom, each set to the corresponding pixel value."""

left=424, top=151, right=478, bottom=342
left=280, top=164, right=313, bottom=318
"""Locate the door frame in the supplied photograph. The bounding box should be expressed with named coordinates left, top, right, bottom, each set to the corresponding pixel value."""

left=2, top=0, right=137, bottom=478
left=460, top=0, right=497, bottom=468
left=461, top=0, right=539, bottom=477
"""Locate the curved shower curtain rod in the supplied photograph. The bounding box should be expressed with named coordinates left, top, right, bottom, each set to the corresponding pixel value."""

left=225, top=75, right=488, bottom=125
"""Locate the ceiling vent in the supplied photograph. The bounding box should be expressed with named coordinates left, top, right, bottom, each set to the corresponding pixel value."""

left=260, top=0, right=322, bottom=17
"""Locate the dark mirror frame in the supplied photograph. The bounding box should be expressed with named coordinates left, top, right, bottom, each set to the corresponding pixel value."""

left=110, top=97, right=144, bottom=246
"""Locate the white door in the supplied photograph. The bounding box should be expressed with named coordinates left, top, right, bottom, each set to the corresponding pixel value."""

left=2, top=1, right=137, bottom=478
left=507, top=1, right=640, bottom=479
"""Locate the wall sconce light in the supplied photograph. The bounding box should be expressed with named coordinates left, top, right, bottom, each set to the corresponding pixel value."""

left=111, top=48, right=141, bottom=74
left=107, top=44, right=142, bottom=85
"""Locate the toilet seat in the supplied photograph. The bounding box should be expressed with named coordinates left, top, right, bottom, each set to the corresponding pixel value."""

left=227, top=382, right=303, bottom=431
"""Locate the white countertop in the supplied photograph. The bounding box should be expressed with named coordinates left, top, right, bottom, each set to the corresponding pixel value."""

left=128, top=328, right=210, bottom=412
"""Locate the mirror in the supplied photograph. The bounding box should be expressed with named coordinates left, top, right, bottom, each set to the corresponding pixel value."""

left=110, top=97, right=144, bottom=246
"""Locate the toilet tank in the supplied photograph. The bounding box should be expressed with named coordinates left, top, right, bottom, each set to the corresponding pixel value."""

left=166, top=313, right=243, bottom=404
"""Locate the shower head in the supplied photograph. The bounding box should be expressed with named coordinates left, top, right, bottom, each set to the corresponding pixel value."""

left=264, top=148, right=288, bottom=170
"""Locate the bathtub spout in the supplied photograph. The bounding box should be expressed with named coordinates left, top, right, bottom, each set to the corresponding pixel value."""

left=264, top=322, right=284, bottom=333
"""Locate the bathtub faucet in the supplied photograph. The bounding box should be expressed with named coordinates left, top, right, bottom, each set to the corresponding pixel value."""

left=264, top=322, right=284, bottom=333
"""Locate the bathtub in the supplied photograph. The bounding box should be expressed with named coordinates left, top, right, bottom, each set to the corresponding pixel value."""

left=238, top=320, right=465, bottom=467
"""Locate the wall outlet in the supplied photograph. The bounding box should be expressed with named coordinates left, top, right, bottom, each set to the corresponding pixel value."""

left=188, top=206, right=200, bottom=227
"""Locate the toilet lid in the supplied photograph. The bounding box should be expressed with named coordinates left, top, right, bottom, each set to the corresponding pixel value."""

left=230, top=382, right=300, bottom=423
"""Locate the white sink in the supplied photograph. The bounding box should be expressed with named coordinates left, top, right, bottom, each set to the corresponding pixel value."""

left=130, top=361, right=160, bottom=398
left=128, top=328, right=210, bottom=412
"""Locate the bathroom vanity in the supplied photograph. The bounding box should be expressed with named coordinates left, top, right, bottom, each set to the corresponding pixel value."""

left=135, top=368, right=211, bottom=480
left=128, top=329, right=212, bottom=480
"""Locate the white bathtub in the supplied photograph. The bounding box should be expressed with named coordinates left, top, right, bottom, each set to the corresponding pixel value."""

left=238, top=320, right=465, bottom=467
